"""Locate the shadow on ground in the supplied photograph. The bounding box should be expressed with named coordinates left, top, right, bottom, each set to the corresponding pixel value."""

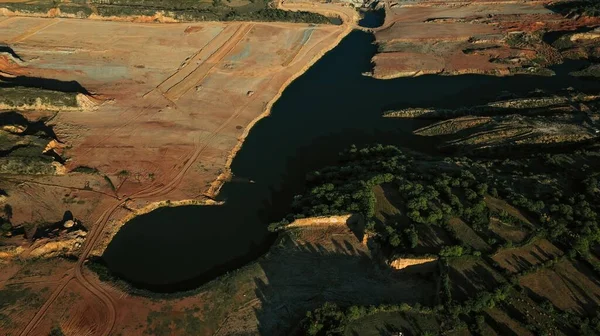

left=215, top=224, right=437, bottom=335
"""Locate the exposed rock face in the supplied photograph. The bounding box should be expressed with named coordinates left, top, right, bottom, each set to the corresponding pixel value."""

left=2, top=124, right=26, bottom=134
left=286, top=214, right=357, bottom=228
left=571, top=29, right=600, bottom=41
left=28, top=229, right=87, bottom=258
left=371, top=0, right=600, bottom=79
left=387, top=90, right=600, bottom=154
left=389, top=257, right=437, bottom=270
left=0, top=228, right=87, bottom=260
left=0, top=69, right=94, bottom=175
left=0, top=245, right=24, bottom=260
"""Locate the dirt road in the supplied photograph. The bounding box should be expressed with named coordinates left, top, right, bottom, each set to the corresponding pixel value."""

left=14, top=3, right=356, bottom=335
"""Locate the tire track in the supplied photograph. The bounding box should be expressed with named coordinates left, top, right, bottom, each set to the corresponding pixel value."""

left=8, top=18, right=61, bottom=44
left=0, top=16, right=17, bottom=27
left=79, top=25, right=240, bottom=159
left=17, top=22, right=256, bottom=336
left=18, top=276, right=74, bottom=336
left=2, top=177, right=119, bottom=199
left=19, top=7, right=353, bottom=334
left=18, top=203, right=121, bottom=336
left=156, top=24, right=240, bottom=94
left=164, top=23, right=254, bottom=101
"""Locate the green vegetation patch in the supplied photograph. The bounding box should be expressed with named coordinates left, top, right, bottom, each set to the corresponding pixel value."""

left=0, top=155, right=55, bottom=175
left=345, top=311, right=442, bottom=336
left=223, top=8, right=330, bottom=23
left=0, top=284, right=45, bottom=329
left=49, top=326, right=66, bottom=336
left=71, top=165, right=99, bottom=174
left=0, top=86, right=78, bottom=109
left=548, top=0, right=600, bottom=17
left=58, top=4, right=93, bottom=17
left=0, top=1, right=56, bottom=13
left=0, top=0, right=332, bottom=23
left=0, top=131, right=25, bottom=152
left=292, top=143, right=600, bottom=335
left=275, top=144, right=600, bottom=259
left=302, top=302, right=445, bottom=336
left=145, top=305, right=203, bottom=336
left=0, top=115, right=61, bottom=175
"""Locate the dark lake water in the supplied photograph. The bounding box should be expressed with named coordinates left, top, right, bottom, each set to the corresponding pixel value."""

left=102, top=30, right=600, bottom=292
left=358, top=8, right=385, bottom=28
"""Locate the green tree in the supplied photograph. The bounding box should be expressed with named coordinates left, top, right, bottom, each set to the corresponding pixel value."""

left=440, top=245, right=463, bottom=257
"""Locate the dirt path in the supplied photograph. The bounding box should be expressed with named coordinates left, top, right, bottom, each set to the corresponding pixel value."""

left=18, top=276, right=74, bottom=336
left=0, top=16, right=16, bottom=26
left=165, top=23, right=253, bottom=101
left=156, top=24, right=239, bottom=94
left=1, top=177, right=119, bottom=199
left=16, top=3, right=357, bottom=335
left=18, top=202, right=121, bottom=336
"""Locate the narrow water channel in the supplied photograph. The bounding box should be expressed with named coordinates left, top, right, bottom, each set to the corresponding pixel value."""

left=358, top=7, right=385, bottom=28
left=102, top=30, right=600, bottom=292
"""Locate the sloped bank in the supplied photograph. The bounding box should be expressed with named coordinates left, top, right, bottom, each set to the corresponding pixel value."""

left=100, top=28, right=600, bottom=293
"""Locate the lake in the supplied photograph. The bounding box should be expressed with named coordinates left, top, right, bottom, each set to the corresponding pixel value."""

left=102, top=30, right=600, bottom=292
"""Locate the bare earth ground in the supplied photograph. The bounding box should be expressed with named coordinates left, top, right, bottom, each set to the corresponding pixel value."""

left=2, top=222, right=435, bottom=335
left=519, top=259, right=600, bottom=315
left=3, top=0, right=600, bottom=335
left=0, top=2, right=359, bottom=334
left=492, top=238, right=564, bottom=274
left=372, top=0, right=600, bottom=78
left=0, top=16, right=348, bottom=254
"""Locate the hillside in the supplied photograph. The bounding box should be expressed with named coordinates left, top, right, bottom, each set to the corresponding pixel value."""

left=0, top=0, right=331, bottom=23
left=273, top=144, right=600, bottom=335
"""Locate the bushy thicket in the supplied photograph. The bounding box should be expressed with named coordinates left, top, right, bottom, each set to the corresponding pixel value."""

left=302, top=302, right=439, bottom=336
left=0, top=0, right=332, bottom=23
left=274, top=145, right=600, bottom=261
left=291, top=144, right=600, bottom=335
left=548, top=0, right=600, bottom=17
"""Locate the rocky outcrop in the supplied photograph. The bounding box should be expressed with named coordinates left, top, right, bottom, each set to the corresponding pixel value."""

left=0, top=245, right=24, bottom=260
left=0, top=218, right=88, bottom=260
left=389, top=257, right=437, bottom=270
left=384, top=94, right=600, bottom=119
left=286, top=214, right=358, bottom=228
left=0, top=92, right=88, bottom=112
left=401, top=90, right=600, bottom=154
left=28, top=229, right=87, bottom=258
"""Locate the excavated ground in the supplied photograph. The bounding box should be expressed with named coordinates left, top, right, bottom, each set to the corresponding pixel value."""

left=0, top=10, right=353, bottom=335
left=372, top=0, right=600, bottom=78
left=3, top=0, right=600, bottom=335
left=0, top=16, right=346, bottom=255
left=384, top=89, right=600, bottom=154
